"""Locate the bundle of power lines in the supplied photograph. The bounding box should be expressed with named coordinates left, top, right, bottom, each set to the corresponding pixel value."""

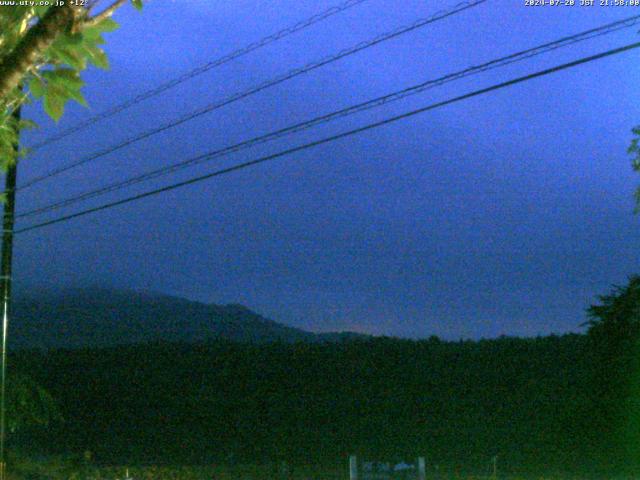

left=10, top=0, right=640, bottom=234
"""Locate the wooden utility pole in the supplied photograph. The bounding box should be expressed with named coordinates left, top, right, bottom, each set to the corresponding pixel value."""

left=0, top=105, right=20, bottom=480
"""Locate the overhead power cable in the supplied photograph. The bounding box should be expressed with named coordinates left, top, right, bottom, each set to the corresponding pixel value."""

left=18, top=0, right=487, bottom=191
left=14, top=41, right=640, bottom=235
left=15, top=14, right=640, bottom=220
left=27, top=0, right=372, bottom=152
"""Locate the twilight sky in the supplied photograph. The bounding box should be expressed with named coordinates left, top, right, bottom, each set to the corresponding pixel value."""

left=10, top=0, right=640, bottom=339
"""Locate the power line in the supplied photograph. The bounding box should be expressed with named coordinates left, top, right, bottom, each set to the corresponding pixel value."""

left=27, top=0, right=372, bottom=152
left=16, top=14, right=640, bottom=219
left=17, top=0, right=487, bottom=191
left=14, top=41, right=640, bottom=235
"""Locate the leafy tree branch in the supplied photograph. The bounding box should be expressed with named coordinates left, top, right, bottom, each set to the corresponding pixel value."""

left=0, top=4, right=82, bottom=103
left=84, top=0, right=128, bottom=28
left=0, top=0, right=142, bottom=169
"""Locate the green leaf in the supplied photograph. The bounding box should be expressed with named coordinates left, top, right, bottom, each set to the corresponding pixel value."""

left=28, top=76, right=45, bottom=99
left=131, top=0, right=143, bottom=11
left=67, top=88, right=88, bottom=108
left=44, top=68, right=84, bottom=91
left=82, top=44, right=109, bottom=69
left=43, top=92, right=65, bottom=122
left=47, top=37, right=89, bottom=70
left=81, top=27, right=107, bottom=44
left=64, top=32, right=84, bottom=45
left=93, top=18, right=119, bottom=33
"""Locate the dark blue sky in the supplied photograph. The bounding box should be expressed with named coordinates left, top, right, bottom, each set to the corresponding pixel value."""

left=12, top=0, right=640, bottom=339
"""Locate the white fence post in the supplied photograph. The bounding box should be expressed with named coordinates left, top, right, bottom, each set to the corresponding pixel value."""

left=418, top=457, right=426, bottom=480
left=349, top=455, right=358, bottom=480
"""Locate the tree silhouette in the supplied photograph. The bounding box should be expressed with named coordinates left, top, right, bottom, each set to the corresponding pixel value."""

left=585, top=276, right=640, bottom=472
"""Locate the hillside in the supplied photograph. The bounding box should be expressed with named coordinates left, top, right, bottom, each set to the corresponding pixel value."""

left=9, top=288, right=365, bottom=349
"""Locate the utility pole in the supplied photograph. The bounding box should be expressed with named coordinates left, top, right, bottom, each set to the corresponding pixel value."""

left=0, top=105, right=21, bottom=480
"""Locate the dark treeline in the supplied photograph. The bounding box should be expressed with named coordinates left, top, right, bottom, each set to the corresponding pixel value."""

left=7, top=333, right=619, bottom=475
left=8, top=275, right=640, bottom=477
